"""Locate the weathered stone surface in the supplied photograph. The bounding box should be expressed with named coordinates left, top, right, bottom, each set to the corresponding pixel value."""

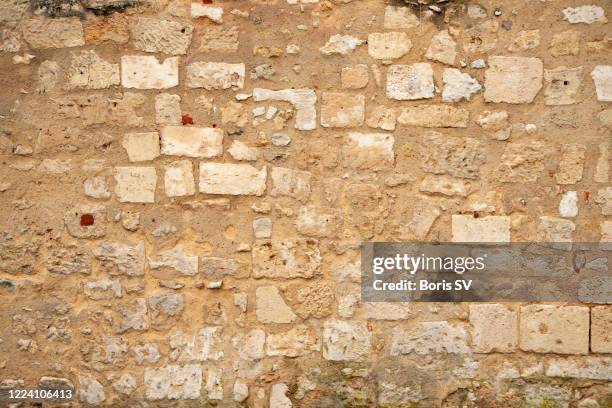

left=549, top=30, right=580, bottom=56
left=399, top=196, right=441, bottom=240
left=47, top=245, right=91, bottom=275
left=384, top=5, right=419, bottom=29
left=67, top=51, right=119, bottom=89
left=266, top=325, right=320, bottom=357
left=508, top=29, right=540, bottom=52
left=78, top=375, right=105, bottom=405
left=253, top=217, right=272, bottom=239
left=559, top=191, right=578, bottom=218
left=253, top=88, right=317, bottom=130
left=122, top=132, right=160, bottom=162
left=320, top=92, right=365, bottom=128
left=420, top=132, right=484, bottom=179
left=495, top=142, right=546, bottom=182
left=22, top=17, right=84, bottom=49
left=594, top=141, right=610, bottom=182
left=169, top=327, right=224, bottom=362
left=233, top=329, right=265, bottom=360
left=323, top=320, right=371, bottom=361
left=149, top=292, right=184, bottom=326
left=252, top=239, right=321, bottom=279
left=114, top=167, right=157, bottom=203
left=131, top=17, right=193, bottom=55
left=386, top=63, right=434, bottom=100
left=84, top=13, right=129, bottom=45
left=591, top=306, right=612, bottom=353
left=186, top=62, right=245, bottom=90
left=94, top=241, right=145, bottom=276
left=341, top=132, right=394, bottom=170
left=296, top=206, right=343, bottom=238
left=341, top=65, right=369, bottom=89
left=595, top=187, right=612, bottom=215
left=144, top=365, right=202, bottom=400
left=117, top=298, right=149, bottom=333
left=161, top=126, right=222, bottom=158
left=464, top=20, right=499, bottom=53
left=191, top=4, right=223, bottom=23
left=425, top=30, right=457, bottom=65
left=368, top=32, right=411, bottom=59
left=398, top=105, right=469, bottom=128
left=201, top=257, right=247, bottom=278
left=320, top=34, right=363, bottom=55
left=562, top=6, right=607, bottom=24
left=200, top=26, right=238, bottom=53
left=83, top=278, right=122, bottom=300
left=228, top=140, right=259, bottom=161
left=155, top=93, right=181, bottom=125
left=112, top=373, right=136, bottom=395
left=270, top=383, right=292, bottom=408
left=419, top=175, right=469, bottom=197
left=442, top=68, right=481, bottom=102
left=591, top=66, right=612, bottom=101
left=121, top=56, right=179, bottom=89
left=199, top=163, right=266, bottom=196
left=544, top=66, right=582, bottom=105
left=546, top=357, right=612, bottom=381
left=363, top=303, right=412, bottom=320
left=520, top=305, right=589, bottom=354
left=84, top=176, right=111, bottom=199
left=390, top=322, right=470, bottom=355
left=538, top=216, right=575, bottom=247
left=469, top=304, right=518, bottom=353
left=484, top=56, right=543, bottom=103
left=452, top=215, right=510, bottom=243
left=556, top=143, right=585, bottom=184
left=149, top=246, right=198, bottom=277
left=256, top=286, right=296, bottom=324
left=164, top=160, right=195, bottom=197
left=64, top=204, right=107, bottom=239
left=366, top=105, right=396, bottom=131
left=270, top=167, right=312, bottom=203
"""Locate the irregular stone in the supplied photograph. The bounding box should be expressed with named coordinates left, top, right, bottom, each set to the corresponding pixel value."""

left=266, top=325, right=320, bottom=357
left=201, top=257, right=248, bottom=278
left=398, top=105, right=469, bottom=127
left=559, top=191, right=578, bottom=217
left=84, top=278, right=122, bottom=300
left=149, top=292, right=184, bottom=326
left=544, top=66, right=583, bottom=105
left=270, top=167, right=312, bottom=203
left=556, top=143, right=585, bottom=184
left=169, top=327, right=224, bottom=362
left=420, top=132, right=484, bottom=179
left=67, top=51, right=119, bottom=89
left=233, top=381, right=248, bottom=402
left=131, top=17, right=193, bottom=55
left=399, top=197, right=441, bottom=240
left=341, top=132, right=394, bottom=170
left=114, top=167, right=157, bottom=203
left=186, top=62, right=245, bottom=89
left=200, top=26, right=239, bottom=53
left=22, top=17, right=84, bottom=49
left=121, top=56, right=179, bottom=89
left=199, top=163, right=266, bottom=196
left=390, top=322, right=470, bottom=355
left=144, top=365, right=202, bottom=400
left=252, top=239, right=321, bottom=279
left=386, top=63, right=434, bottom=100
left=133, top=343, right=161, bottom=365
left=233, top=329, right=265, bottom=360
left=191, top=4, right=223, bottom=23
left=452, top=215, right=511, bottom=243
left=294, top=282, right=333, bottom=318
left=323, top=320, right=371, bottom=361
left=378, top=382, right=422, bottom=407
left=253, top=218, right=272, bottom=239
left=484, top=56, right=543, bottom=103
left=595, top=187, right=612, bottom=215
left=520, top=305, right=589, bottom=354
left=204, top=367, right=223, bottom=400
left=122, top=132, right=160, bottom=162
left=94, top=241, right=145, bottom=276
left=366, top=106, right=396, bottom=131
left=562, top=6, right=607, bottom=24
left=384, top=5, right=419, bottom=29
left=47, top=245, right=91, bottom=275
left=425, top=30, right=457, bottom=65
left=341, top=65, right=369, bottom=89
left=547, top=357, right=612, bottom=381
left=296, top=206, right=342, bottom=238
left=84, top=176, right=111, bottom=199
left=469, top=304, right=518, bottom=353
left=253, top=88, right=317, bottom=130
left=463, top=20, right=499, bottom=53
left=320, top=92, right=365, bottom=128
left=37, top=60, right=60, bottom=93
left=495, top=141, right=546, bottom=182
left=64, top=204, right=107, bottom=239
left=538, top=216, right=575, bottom=247
left=442, top=68, right=481, bottom=102
left=591, top=306, right=612, bottom=353
left=149, top=246, right=198, bottom=277
left=508, top=29, right=540, bottom=52
left=78, top=375, right=105, bottom=406
left=594, top=141, right=610, bottom=182
left=549, top=30, right=580, bottom=56
left=155, top=93, right=182, bottom=126
left=117, top=298, right=149, bottom=332
left=161, top=126, right=222, bottom=158
left=368, top=32, right=412, bottom=59
left=163, top=160, right=195, bottom=197
left=320, top=34, right=363, bottom=55
left=84, top=12, right=129, bottom=45
left=112, top=373, right=136, bottom=395
left=256, top=286, right=296, bottom=324
left=591, top=66, right=612, bottom=101
left=419, top=175, right=469, bottom=197
left=228, top=140, right=259, bottom=161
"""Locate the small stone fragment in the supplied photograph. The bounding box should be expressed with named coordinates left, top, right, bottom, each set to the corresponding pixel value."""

left=442, top=68, right=481, bottom=102
left=256, top=286, right=296, bottom=324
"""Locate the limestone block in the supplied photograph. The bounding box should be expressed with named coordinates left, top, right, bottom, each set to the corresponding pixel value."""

left=367, top=32, right=412, bottom=59
left=323, top=320, right=371, bottom=361
left=484, top=56, right=543, bottom=103
left=520, top=305, right=589, bottom=354
left=122, top=132, right=160, bottom=162
left=320, top=92, right=365, bottom=128
left=114, top=167, right=157, bottom=203
left=256, top=286, right=296, bottom=324
left=199, top=163, right=266, bottom=196
left=386, top=63, right=434, bottom=100
left=22, top=17, right=84, bottom=49
left=341, top=132, right=394, bottom=170
left=186, top=62, right=245, bottom=90
left=144, top=365, right=202, bottom=400
left=131, top=17, right=193, bottom=55
left=121, top=56, right=179, bottom=89
left=469, top=304, right=518, bottom=353
left=161, top=126, right=222, bottom=158
left=452, top=215, right=510, bottom=243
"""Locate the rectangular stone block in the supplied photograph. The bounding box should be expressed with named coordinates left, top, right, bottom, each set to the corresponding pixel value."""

left=114, top=167, right=157, bottom=203
left=451, top=215, right=510, bottom=243
left=22, top=17, right=84, bottom=49
left=320, top=92, right=365, bottom=128
left=341, top=132, right=394, bottom=170
left=469, top=304, right=518, bottom=353
left=121, top=56, right=179, bottom=89
left=397, top=105, right=468, bottom=128
left=199, top=163, right=266, bottom=196
left=520, top=305, right=589, bottom=354
left=591, top=306, right=612, bottom=353
left=164, top=160, right=195, bottom=197
left=270, top=167, right=312, bottom=203
left=390, top=321, right=470, bottom=355
left=323, top=320, right=371, bottom=361
left=161, top=126, right=223, bottom=158
left=186, top=62, right=245, bottom=89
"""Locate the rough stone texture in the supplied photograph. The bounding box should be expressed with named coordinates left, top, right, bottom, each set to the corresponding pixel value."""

left=256, top=286, right=296, bottom=324
left=386, top=63, right=434, bottom=100
left=442, top=68, right=481, bottom=102
left=186, top=62, right=245, bottom=90
left=252, top=239, right=321, bottom=279
left=397, top=105, right=469, bottom=127
left=469, top=304, right=518, bottom=353
left=544, top=66, right=583, bottom=105
left=368, top=32, right=411, bottom=59
left=591, top=65, right=612, bottom=101
left=484, top=56, right=543, bottom=103
left=114, top=167, right=157, bottom=203
left=131, top=17, right=193, bottom=55
left=144, top=365, right=201, bottom=400
left=390, top=322, right=470, bottom=355
left=270, top=167, right=312, bottom=203
left=161, top=126, right=223, bottom=158
left=591, top=306, right=612, bottom=353
left=452, top=215, right=510, bottom=243
left=67, top=51, right=120, bottom=90
left=121, top=56, right=179, bottom=89
left=320, top=92, right=365, bottom=128
left=22, top=17, right=84, bottom=49
left=420, top=132, right=484, bottom=179
left=520, top=305, right=589, bottom=355
left=341, top=132, right=394, bottom=171
left=323, top=320, right=371, bottom=361
left=425, top=30, right=457, bottom=65
left=122, top=132, right=160, bottom=162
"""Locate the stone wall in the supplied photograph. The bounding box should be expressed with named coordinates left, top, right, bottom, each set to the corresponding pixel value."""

left=0, top=0, right=611, bottom=406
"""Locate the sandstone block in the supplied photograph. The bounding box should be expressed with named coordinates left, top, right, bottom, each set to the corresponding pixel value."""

left=556, top=143, right=585, bottom=184
left=341, top=65, right=369, bottom=89
left=199, top=163, right=266, bottom=196
left=420, top=132, right=484, bottom=179
left=546, top=357, right=612, bottom=381
left=484, top=56, right=543, bottom=103
left=296, top=206, right=343, bottom=238
left=452, top=215, right=510, bottom=243
left=266, top=325, right=320, bottom=357
left=121, top=56, right=179, bottom=89
left=368, top=32, right=412, bottom=59
left=253, top=88, right=317, bottom=130
left=562, top=6, right=607, bottom=24
left=169, top=327, right=224, bottom=362
left=22, top=17, right=84, bottom=49
left=200, top=26, right=239, bottom=53
left=495, top=141, right=546, bottom=182
left=270, top=167, right=312, bottom=203
left=144, top=365, right=201, bottom=400
left=122, top=132, right=160, bottom=162
left=320, top=92, right=365, bottom=128
left=390, top=321, right=470, bottom=355
left=342, top=132, right=394, bottom=170
left=592, top=66, right=612, bottom=101
left=67, top=51, right=120, bottom=89
left=131, top=17, right=193, bottom=55
left=155, top=93, right=182, bottom=125
left=520, top=305, right=589, bottom=354
left=161, top=126, right=222, bottom=158
left=469, top=304, right=518, bottom=353
left=591, top=306, right=612, bottom=353
left=149, top=245, right=198, bottom=276
left=398, top=105, right=469, bottom=128
left=114, top=167, right=157, bottom=203
left=544, top=66, right=582, bottom=105
left=442, top=68, right=481, bottom=102
left=425, top=30, right=456, bottom=65
left=320, top=34, right=363, bottom=55
left=383, top=5, right=419, bottom=30
left=252, top=239, right=321, bottom=279
left=386, top=63, right=434, bottom=100
left=94, top=241, right=145, bottom=276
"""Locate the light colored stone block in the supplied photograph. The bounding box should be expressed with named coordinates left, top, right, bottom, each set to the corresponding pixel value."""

left=22, top=17, right=84, bottom=49
left=484, top=56, right=543, bottom=103
left=323, top=320, right=371, bottom=361
left=121, top=56, right=179, bottom=89
left=164, top=160, right=195, bottom=197
left=469, top=304, right=518, bottom=353
left=425, top=30, right=457, bottom=65
left=122, top=132, right=160, bottom=162
left=383, top=5, right=419, bottom=30
left=397, top=105, right=469, bottom=128
left=390, top=321, right=470, bottom=355
left=114, top=167, right=157, bottom=203
left=161, top=126, right=223, bottom=158
left=367, top=32, right=412, bottom=59
left=591, top=306, right=612, bottom=353
left=520, top=305, right=589, bottom=354
left=131, top=17, right=193, bottom=55
left=592, top=65, right=612, bottom=102
left=253, top=88, right=317, bottom=130
left=452, top=215, right=510, bottom=243
left=144, top=365, right=202, bottom=400
left=186, top=62, right=245, bottom=90
left=199, top=163, right=266, bottom=196
left=386, top=63, right=434, bottom=100
left=320, top=92, right=365, bottom=128
left=256, top=286, right=296, bottom=324
left=342, top=132, right=394, bottom=170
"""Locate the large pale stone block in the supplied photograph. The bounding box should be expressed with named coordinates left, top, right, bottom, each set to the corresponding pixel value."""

left=323, top=320, right=371, bottom=361
left=252, top=239, right=321, bottom=279
left=341, top=132, right=394, bottom=170
left=22, top=17, right=84, bottom=49
left=591, top=306, right=612, bottom=353
left=67, top=51, right=120, bottom=90
left=161, top=127, right=223, bottom=158
left=390, top=322, right=470, bottom=355
left=186, top=62, right=245, bottom=89
left=144, top=365, right=202, bottom=400
left=199, top=163, right=266, bottom=196
left=253, top=88, right=317, bottom=130
left=386, top=63, right=434, bottom=100
left=164, top=160, right=195, bottom=197
left=546, top=357, right=612, bottom=381
left=121, top=56, right=179, bottom=89
left=114, top=167, right=157, bottom=203
left=484, top=56, right=543, bottom=103
left=425, top=30, right=457, bottom=65
left=469, top=304, right=518, bottom=353
left=383, top=5, right=419, bottom=30
left=256, top=286, right=296, bottom=324
left=367, top=32, right=412, bottom=59
left=520, top=305, right=589, bottom=354
left=320, top=92, right=365, bottom=128
left=122, top=132, right=160, bottom=162
left=452, top=215, right=510, bottom=243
